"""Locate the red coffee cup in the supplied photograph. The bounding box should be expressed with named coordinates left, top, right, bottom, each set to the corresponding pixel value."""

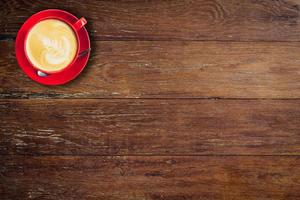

left=16, top=9, right=91, bottom=85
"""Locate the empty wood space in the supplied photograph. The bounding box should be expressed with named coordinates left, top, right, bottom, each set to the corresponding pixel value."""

left=1, top=0, right=300, bottom=199
left=1, top=156, right=300, bottom=200
left=1, top=99, right=300, bottom=156
left=1, top=0, right=300, bottom=41
left=2, top=41, right=300, bottom=98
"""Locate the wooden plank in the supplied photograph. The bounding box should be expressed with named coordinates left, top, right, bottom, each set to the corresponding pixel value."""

left=2, top=41, right=300, bottom=98
left=1, top=155, right=300, bottom=199
left=1, top=99, right=300, bottom=155
left=1, top=0, right=300, bottom=41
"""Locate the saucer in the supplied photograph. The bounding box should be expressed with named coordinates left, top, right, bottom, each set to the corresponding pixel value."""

left=15, top=9, right=90, bottom=85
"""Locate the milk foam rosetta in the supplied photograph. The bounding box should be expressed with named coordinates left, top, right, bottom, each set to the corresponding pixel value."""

left=25, top=19, right=78, bottom=72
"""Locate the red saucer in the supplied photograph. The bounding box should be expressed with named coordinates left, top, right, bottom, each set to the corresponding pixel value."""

left=15, top=9, right=90, bottom=85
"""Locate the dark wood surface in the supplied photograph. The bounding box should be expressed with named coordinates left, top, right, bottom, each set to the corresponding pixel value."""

left=1, top=0, right=300, bottom=199
left=2, top=41, right=300, bottom=98
left=1, top=99, right=300, bottom=156
left=1, top=156, right=300, bottom=200
left=2, top=0, right=300, bottom=41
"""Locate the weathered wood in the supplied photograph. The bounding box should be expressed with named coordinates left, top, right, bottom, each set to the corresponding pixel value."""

left=2, top=41, right=300, bottom=98
left=1, top=0, right=300, bottom=41
left=2, top=1, right=300, bottom=198
left=1, top=156, right=300, bottom=200
left=1, top=99, right=300, bottom=155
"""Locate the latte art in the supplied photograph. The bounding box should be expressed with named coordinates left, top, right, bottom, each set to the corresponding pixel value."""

left=26, top=19, right=77, bottom=72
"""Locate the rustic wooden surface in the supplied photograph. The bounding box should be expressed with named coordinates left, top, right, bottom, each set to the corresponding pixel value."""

left=1, top=99, right=300, bottom=156
left=2, top=41, right=300, bottom=98
left=1, top=0, right=300, bottom=199
left=2, top=0, right=300, bottom=41
left=1, top=156, right=300, bottom=200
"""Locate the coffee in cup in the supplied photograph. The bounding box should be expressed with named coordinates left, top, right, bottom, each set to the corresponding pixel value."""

left=25, top=19, right=78, bottom=73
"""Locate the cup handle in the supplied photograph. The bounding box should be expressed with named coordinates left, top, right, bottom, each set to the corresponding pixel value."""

left=73, top=17, right=87, bottom=31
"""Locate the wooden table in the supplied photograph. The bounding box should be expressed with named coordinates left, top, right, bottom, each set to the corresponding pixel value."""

left=1, top=0, right=300, bottom=199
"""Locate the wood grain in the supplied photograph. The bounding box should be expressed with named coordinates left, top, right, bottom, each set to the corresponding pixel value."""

left=1, top=99, right=300, bottom=155
left=1, top=156, right=300, bottom=200
left=2, top=40, right=300, bottom=98
left=1, top=0, right=300, bottom=41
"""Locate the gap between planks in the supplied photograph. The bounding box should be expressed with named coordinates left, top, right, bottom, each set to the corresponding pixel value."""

left=5, top=35, right=300, bottom=43
left=1, top=154, right=300, bottom=157
left=3, top=97, right=300, bottom=100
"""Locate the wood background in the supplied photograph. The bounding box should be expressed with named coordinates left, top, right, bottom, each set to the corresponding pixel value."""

left=1, top=0, right=300, bottom=199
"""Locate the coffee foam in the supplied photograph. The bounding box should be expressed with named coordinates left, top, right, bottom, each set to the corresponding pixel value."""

left=25, top=19, right=77, bottom=72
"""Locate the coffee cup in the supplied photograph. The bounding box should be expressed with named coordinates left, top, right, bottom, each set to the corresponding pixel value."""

left=25, top=17, right=87, bottom=75
left=16, top=9, right=91, bottom=85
